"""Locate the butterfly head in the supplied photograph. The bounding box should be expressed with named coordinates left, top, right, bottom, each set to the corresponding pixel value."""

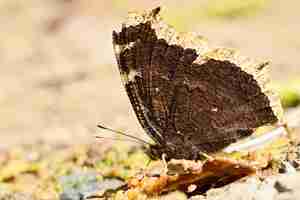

left=144, top=143, right=173, bottom=161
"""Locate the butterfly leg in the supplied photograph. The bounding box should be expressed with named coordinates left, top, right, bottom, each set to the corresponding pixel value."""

left=197, top=151, right=213, bottom=161
left=162, top=153, right=168, bottom=175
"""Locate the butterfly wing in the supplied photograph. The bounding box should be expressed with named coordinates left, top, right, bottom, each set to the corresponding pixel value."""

left=112, top=7, right=282, bottom=159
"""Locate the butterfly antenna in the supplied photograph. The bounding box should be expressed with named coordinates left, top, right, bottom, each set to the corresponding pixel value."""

left=97, top=124, right=151, bottom=146
left=95, top=136, right=148, bottom=145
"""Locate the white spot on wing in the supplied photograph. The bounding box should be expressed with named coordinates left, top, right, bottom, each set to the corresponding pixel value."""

left=113, top=41, right=135, bottom=56
left=125, top=42, right=135, bottom=49
left=113, top=44, right=122, bottom=55
left=212, top=107, right=218, bottom=112
left=128, top=69, right=141, bottom=82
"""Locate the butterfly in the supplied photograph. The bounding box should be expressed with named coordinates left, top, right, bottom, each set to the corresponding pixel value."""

left=111, top=7, right=283, bottom=160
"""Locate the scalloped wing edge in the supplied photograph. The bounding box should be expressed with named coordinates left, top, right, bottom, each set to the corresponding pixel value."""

left=115, top=6, right=283, bottom=123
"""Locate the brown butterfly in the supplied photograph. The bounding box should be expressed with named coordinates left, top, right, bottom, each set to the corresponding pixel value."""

left=111, top=7, right=283, bottom=160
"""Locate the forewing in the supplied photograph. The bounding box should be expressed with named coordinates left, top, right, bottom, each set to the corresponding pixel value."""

left=112, top=7, right=282, bottom=156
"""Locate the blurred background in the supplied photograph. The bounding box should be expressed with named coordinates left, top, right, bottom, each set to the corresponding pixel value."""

left=1, top=0, right=299, bottom=148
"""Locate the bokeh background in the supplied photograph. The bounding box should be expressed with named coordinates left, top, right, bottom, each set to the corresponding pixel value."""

left=1, top=0, right=300, bottom=148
